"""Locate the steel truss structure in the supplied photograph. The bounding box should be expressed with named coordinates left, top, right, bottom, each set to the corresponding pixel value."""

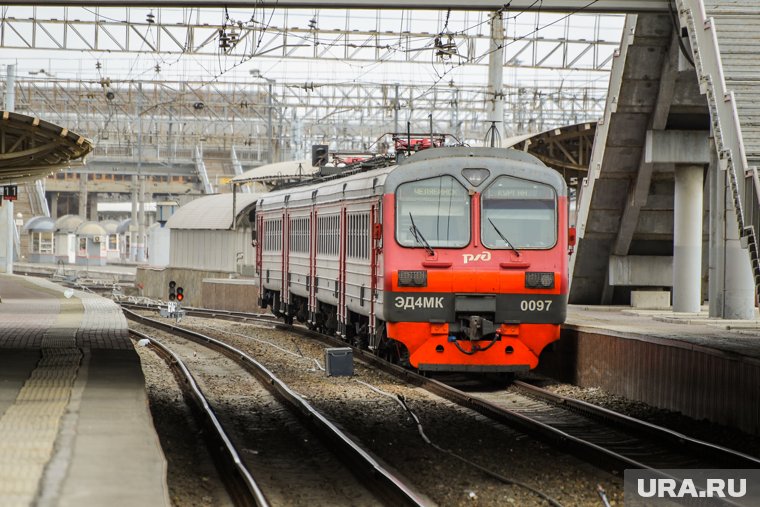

left=9, top=77, right=607, bottom=164
left=0, top=1, right=670, bottom=12
left=0, top=7, right=622, bottom=72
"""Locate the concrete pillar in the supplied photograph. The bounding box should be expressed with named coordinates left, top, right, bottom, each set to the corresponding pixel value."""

left=267, top=83, right=273, bottom=164
left=708, top=150, right=723, bottom=317
left=130, top=176, right=138, bottom=261
left=50, top=193, right=59, bottom=219
left=486, top=11, right=504, bottom=147
left=5, top=64, right=15, bottom=111
left=722, top=193, right=756, bottom=318
left=137, top=176, right=146, bottom=262
left=1, top=201, right=13, bottom=274
left=89, top=192, right=98, bottom=221
left=708, top=142, right=755, bottom=319
left=673, top=165, right=704, bottom=312
left=2, top=64, right=14, bottom=274
left=78, top=177, right=87, bottom=218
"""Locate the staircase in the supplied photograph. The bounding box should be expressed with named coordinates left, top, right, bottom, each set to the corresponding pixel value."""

left=678, top=0, right=760, bottom=298
left=569, top=13, right=677, bottom=304
left=193, top=146, right=214, bottom=194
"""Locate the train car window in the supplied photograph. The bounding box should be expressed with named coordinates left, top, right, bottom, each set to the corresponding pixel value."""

left=481, top=176, right=557, bottom=249
left=289, top=217, right=310, bottom=253
left=264, top=218, right=283, bottom=252
left=395, top=175, right=470, bottom=248
left=347, top=212, right=370, bottom=259
left=317, top=214, right=340, bottom=256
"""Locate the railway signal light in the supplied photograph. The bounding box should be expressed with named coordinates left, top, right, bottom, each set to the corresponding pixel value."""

left=169, top=280, right=176, bottom=301
left=176, top=287, right=184, bottom=302
left=311, top=144, right=328, bottom=167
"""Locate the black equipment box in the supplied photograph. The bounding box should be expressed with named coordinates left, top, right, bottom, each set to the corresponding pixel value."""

left=324, top=347, right=353, bottom=376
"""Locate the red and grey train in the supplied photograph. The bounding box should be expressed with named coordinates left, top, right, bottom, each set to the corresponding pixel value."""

left=255, top=146, right=572, bottom=372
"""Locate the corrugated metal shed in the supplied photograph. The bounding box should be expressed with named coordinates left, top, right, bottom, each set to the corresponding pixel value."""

left=166, top=193, right=260, bottom=231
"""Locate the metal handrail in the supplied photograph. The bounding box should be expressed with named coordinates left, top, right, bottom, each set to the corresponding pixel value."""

left=35, top=179, right=50, bottom=217
left=194, top=145, right=214, bottom=194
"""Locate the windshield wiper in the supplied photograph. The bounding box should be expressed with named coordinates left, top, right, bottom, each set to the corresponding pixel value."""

left=409, top=212, right=435, bottom=256
left=488, top=218, right=520, bottom=257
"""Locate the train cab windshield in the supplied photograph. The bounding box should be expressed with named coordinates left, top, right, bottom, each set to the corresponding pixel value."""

left=481, top=175, right=557, bottom=249
left=396, top=175, right=470, bottom=248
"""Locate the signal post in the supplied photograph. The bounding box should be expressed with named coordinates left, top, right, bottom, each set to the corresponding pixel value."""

left=160, top=280, right=186, bottom=322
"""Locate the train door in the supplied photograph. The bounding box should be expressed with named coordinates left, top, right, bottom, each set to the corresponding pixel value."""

left=338, top=206, right=348, bottom=339
left=369, top=202, right=379, bottom=339
left=256, top=213, right=264, bottom=307
left=281, top=208, right=290, bottom=315
left=309, top=206, right=318, bottom=324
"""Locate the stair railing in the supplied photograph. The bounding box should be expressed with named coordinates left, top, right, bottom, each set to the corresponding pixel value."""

left=194, top=145, right=214, bottom=194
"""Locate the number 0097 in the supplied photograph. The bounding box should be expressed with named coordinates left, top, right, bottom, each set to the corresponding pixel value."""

left=520, top=300, right=552, bottom=311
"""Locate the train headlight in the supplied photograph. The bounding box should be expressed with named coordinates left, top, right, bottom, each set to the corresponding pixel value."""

left=398, top=270, right=427, bottom=287
left=525, top=272, right=555, bottom=289
left=462, top=168, right=490, bottom=187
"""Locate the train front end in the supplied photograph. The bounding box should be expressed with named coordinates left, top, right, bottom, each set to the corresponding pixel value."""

left=381, top=147, right=570, bottom=372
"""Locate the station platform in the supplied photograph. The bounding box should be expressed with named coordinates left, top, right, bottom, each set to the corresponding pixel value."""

left=0, top=274, right=169, bottom=506
left=539, top=305, right=760, bottom=436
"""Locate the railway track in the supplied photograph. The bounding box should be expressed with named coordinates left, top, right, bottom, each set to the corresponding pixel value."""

left=129, top=328, right=269, bottom=506
left=127, top=310, right=428, bottom=507
left=122, top=303, right=760, bottom=481
left=471, top=379, right=760, bottom=471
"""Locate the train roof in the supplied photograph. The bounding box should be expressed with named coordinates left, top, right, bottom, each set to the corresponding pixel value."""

left=256, top=147, right=560, bottom=211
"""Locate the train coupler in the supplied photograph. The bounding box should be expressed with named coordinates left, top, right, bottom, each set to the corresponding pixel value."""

left=461, top=315, right=496, bottom=340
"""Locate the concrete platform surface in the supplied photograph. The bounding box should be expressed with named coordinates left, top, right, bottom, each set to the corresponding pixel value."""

left=0, top=274, right=169, bottom=507
left=567, top=305, right=760, bottom=359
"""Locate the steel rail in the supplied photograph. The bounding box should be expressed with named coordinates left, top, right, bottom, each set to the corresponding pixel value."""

left=124, top=307, right=429, bottom=507
left=129, top=328, right=270, bottom=507
left=512, top=380, right=760, bottom=470
left=121, top=302, right=760, bottom=477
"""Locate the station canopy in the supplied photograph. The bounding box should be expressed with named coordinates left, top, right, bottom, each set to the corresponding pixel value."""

left=166, top=193, right=260, bottom=231
left=0, top=111, right=93, bottom=183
